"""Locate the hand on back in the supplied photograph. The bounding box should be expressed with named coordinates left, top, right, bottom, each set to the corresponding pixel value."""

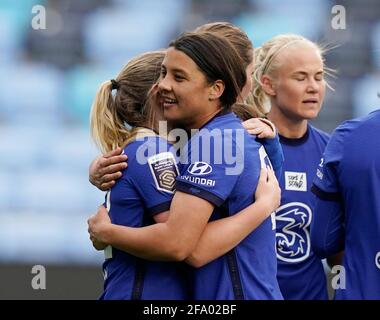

left=89, top=147, right=128, bottom=191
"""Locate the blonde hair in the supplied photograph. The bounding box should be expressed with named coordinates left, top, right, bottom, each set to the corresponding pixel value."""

left=252, top=34, right=334, bottom=115
left=90, top=51, right=165, bottom=153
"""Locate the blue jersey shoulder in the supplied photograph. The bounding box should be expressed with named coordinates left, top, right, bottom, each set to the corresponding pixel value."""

left=332, top=108, right=380, bottom=139
left=308, top=124, right=330, bottom=145
left=123, top=135, right=173, bottom=164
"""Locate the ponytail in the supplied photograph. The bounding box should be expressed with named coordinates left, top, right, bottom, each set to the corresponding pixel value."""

left=90, top=51, right=165, bottom=153
left=251, top=46, right=271, bottom=117
left=90, top=80, right=133, bottom=153
left=232, top=101, right=260, bottom=121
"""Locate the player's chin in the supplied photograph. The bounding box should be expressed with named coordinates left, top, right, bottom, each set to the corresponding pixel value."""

left=163, top=108, right=180, bottom=122
left=301, top=107, right=321, bottom=119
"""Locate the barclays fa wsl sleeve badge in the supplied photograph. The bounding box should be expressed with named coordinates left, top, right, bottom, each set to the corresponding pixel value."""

left=148, top=152, right=179, bottom=194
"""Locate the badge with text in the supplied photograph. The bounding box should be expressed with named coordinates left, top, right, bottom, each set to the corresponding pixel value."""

left=148, top=152, right=179, bottom=193
left=284, top=171, right=307, bottom=192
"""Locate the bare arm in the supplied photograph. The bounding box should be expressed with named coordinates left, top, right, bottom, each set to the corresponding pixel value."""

left=88, top=191, right=214, bottom=261
left=89, top=147, right=128, bottom=191
left=185, top=167, right=280, bottom=267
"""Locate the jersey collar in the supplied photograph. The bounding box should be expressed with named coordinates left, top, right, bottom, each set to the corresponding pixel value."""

left=279, top=125, right=310, bottom=146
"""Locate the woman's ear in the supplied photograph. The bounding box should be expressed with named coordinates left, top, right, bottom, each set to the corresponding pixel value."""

left=208, top=80, right=225, bottom=101
left=261, top=75, right=276, bottom=97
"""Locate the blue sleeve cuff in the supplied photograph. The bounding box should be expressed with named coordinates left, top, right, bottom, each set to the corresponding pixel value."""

left=259, top=135, right=284, bottom=179
left=147, top=201, right=172, bottom=216
left=175, top=181, right=224, bottom=207
left=311, top=184, right=341, bottom=202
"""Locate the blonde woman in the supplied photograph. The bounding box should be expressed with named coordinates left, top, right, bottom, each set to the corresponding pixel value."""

left=244, top=34, right=338, bottom=299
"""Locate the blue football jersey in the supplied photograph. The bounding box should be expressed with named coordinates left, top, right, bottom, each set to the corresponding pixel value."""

left=100, top=134, right=189, bottom=300
left=311, top=110, right=380, bottom=299
left=176, top=112, right=283, bottom=300
left=276, top=125, right=330, bottom=300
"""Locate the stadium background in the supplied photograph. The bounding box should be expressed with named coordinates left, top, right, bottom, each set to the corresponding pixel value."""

left=0, top=0, right=379, bottom=299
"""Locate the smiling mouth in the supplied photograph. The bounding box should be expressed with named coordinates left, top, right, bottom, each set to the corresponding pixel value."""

left=162, top=97, right=178, bottom=108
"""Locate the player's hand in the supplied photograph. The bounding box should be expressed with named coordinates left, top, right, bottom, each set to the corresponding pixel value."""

left=88, top=205, right=112, bottom=245
left=255, top=167, right=281, bottom=215
left=90, top=237, right=108, bottom=251
left=89, top=147, right=128, bottom=191
left=243, top=118, right=276, bottom=139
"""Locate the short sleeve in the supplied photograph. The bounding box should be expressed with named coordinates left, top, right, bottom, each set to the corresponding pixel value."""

left=175, top=129, right=243, bottom=207
left=128, top=146, right=179, bottom=216
left=311, top=125, right=346, bottom=201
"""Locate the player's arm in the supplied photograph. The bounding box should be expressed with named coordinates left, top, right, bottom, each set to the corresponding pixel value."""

left=184, top=167, right=280, bottom=267
left=259, top=135, right=283, bottom=180
left=310, top=187, right=345, bottom=259
left=310, top=124, right=347, bottom=259
left=89, top=147, right=128, bottom=191
left=326, top=251, right=344, bottom=269
left=88, top=191, right=214, bottom=261
left=242, top=118, right=284, bottom=180
left=90, top=168, right=280, bottom=266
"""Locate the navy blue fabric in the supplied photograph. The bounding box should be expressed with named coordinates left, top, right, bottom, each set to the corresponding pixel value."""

left=275, top=125, right=330, bottom=300
left=312, top=110, right=380, bottom=299
left=100, top=135, right=189, bottom=300
left=176, top=112, right=283, bottom=300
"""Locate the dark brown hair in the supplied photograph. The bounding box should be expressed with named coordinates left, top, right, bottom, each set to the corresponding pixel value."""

left=194, top=22, right=266, bottom=119
left=169, top=32, right=246, bottom=110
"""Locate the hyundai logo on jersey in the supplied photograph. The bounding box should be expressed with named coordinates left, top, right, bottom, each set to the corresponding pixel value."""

left=187, top=162, right=213, bottom=176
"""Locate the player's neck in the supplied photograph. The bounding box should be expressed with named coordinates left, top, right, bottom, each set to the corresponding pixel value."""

left=185, top=106, right=223, bottom=131
left=267, top=108, right=308, bottom=139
